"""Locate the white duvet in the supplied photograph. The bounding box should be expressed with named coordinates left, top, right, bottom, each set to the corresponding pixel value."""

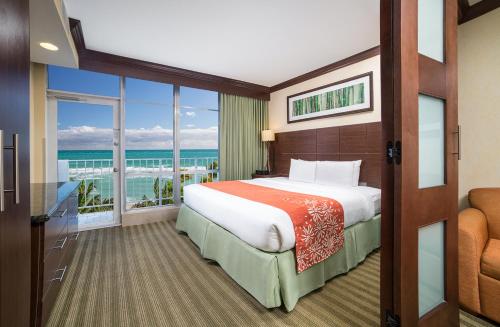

left=183, top=177, right=381, bottom=253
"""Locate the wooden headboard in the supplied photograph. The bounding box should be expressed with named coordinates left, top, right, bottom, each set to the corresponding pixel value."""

left=272, top=122, right=382, bottom=188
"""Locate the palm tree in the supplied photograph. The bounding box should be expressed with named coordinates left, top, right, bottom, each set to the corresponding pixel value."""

left=132, top=161, right=218, bottom=209
left=153, top=177, right=174, bottom=205
left=201, top=160, right=218, bottom=183
left=77, top=181, right=113, bottom=213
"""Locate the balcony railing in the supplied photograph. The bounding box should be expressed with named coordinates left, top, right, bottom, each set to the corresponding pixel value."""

left=63, top=157, right=218, bottom=213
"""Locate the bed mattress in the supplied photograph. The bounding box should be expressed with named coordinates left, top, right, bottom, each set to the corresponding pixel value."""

left=183, top=177, right=381, bottom=253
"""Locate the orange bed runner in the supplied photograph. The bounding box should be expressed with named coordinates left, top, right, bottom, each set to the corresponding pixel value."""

left=201, top=181, right=345, bottom=272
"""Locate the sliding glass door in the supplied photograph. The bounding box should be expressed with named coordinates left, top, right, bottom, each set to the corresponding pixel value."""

left=49, top=93, right=121, bottom=230
left=47, top=65, right=219, bottom=227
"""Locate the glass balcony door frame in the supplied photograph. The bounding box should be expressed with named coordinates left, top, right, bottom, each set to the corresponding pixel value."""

left=48, top=80, right=179, bottom=226
left=47, top=89, right=122, bottom=227
left=48, top=73, right=219, bottom=223
left=380, top=0, right=459, bottom=325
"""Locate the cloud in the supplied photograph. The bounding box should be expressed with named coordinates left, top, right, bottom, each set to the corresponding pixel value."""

left=124, top=125, right=173, bottom=150
left=180, top=126, right=218, bottom=149
left=58, top=125, right=114, bottom=150
left=185, top=124, right=195, bottom=128
left=58, top=125, right=218, bottom=150
left=185, top=111, right=196, bottom=117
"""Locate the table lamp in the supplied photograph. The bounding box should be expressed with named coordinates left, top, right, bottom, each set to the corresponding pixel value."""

left=261, top=130, right=275, bottom=174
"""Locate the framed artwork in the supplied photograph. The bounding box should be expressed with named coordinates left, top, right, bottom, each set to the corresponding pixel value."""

left=287, top=72, right=373, bottom=123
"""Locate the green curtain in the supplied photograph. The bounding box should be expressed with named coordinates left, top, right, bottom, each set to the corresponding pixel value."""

left=219, top=94, right=268, bottom=180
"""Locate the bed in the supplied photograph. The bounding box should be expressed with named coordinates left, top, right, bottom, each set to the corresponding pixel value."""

left=182, top=177, right=380, bottom=253
left=176, top=123, right=382, bottom=311
left=176, top=177, right=381, bottom=311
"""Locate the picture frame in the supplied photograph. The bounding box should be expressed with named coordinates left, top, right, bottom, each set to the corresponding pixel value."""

left=287, top=72, right=373, bottom=124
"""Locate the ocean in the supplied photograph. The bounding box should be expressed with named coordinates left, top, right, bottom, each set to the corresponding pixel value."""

left=59, top=149, right=218, bottom=208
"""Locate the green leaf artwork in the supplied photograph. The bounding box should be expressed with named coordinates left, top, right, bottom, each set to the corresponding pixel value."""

left=292, top=82, right=365, bottom=118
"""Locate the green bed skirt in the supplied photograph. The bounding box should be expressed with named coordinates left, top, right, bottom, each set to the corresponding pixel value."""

left=175, top=204, right=381, bottom=312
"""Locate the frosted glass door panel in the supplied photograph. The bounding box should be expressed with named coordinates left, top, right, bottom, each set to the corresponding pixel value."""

left=418, top=222, right=445, bottom=317
left=419, top=95, right=445, bottom=188
left=418, top=0, right=444, bottom=62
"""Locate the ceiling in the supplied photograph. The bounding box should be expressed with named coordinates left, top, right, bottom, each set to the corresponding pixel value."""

left=30, top=0, right=78, bottom=68
left=63, top=0, right=380, bottom=87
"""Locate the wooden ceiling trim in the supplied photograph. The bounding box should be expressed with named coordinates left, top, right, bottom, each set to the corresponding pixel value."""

left=69, top=18, right=271, bottom=100
left=69, top=17, right=382, bottom=101
left=270, top=46, right=380, bottom=93
left=65, top=2, right=499, bottom=101
left=458, top=0, right=470, bottom=21
left=459, top=0, right=500, bottom=24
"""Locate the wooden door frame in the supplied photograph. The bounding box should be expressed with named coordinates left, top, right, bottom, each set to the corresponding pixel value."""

left=380, top=0, right=459, bottom=325
left=380, top=0, right=396, bottom=325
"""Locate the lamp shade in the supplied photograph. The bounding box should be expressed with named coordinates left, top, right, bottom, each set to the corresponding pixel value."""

left=261, top=130, right=275, bottom=142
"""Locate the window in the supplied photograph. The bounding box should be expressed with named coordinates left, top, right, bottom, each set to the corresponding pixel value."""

left=48, top=66, right=120, bottom=97
left=47, top=65, right=219, bottom=218
left=179, top=86, right=219, bottom=190
left=124, top=78, right=174, bottom=209
left=48, top=65, right=121, bottom=229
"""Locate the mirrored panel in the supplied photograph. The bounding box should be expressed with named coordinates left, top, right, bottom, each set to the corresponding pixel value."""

left=418, top=221, right=445, bottom=317
left=419, top=95, right=445, bottom=188
left=418, top=0, right=444, bottom=62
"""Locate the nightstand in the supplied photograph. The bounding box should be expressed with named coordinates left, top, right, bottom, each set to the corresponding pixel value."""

left=251, top=173, right=280, bottom=179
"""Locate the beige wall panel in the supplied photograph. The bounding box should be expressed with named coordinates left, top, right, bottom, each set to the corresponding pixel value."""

left=30, top=63, right=47, bottom=183
left=269, top=55, right=381, bottom=133
left=458, top=9, right=500, bottom=208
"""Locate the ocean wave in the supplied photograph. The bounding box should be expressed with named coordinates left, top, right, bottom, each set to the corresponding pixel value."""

left=68, top=165, right=215, bottom=180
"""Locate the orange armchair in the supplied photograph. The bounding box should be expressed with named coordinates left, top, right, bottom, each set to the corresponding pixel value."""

left=459, top=188, right=500, bottom=323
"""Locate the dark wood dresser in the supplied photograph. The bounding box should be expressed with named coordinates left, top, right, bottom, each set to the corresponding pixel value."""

left=31, top=182, right=80, bottom=327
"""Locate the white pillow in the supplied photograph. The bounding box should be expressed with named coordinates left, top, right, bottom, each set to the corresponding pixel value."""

left=315, top=161, right=355, bottom=187
left=352, top=160, right=362, bottom=186
left=289, top=159, right=316, bottom=183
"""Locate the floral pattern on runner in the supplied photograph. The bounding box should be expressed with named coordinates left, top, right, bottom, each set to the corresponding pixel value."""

left=201, top=181, right=344, bottom=272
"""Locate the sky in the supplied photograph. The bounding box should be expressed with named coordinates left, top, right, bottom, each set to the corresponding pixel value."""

left=50, top=66, right=219, bottom=150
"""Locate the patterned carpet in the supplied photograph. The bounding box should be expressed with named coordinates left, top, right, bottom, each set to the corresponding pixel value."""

left=48, top=220, right=496, bottom=327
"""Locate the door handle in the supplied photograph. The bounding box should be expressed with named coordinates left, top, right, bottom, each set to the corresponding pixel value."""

left=13, top=134, right=19, bottom=204
left=452, top=125, right=461, bottom=160
left=0, top=132, right=20, bottom=212
left=53, top=236, right=67, bottom=249
left=51, top=266, right=67, bottom=282
left=56, top=209, right=68, bottom=218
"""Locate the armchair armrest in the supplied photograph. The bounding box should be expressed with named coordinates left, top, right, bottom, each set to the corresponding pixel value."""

left=469, top=188, right=500, bottom=239
left=458, top=208, right=489, bottom=314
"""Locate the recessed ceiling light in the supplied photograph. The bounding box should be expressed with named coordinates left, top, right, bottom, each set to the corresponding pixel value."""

left=39, top=42, right=59, bottom=51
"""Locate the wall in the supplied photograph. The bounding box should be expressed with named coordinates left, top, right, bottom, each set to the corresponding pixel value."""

left=269, top=55, right=381, bottom=133
left=29, top=63, right=47, bottom=183
left=458, top=8, right=500, bottom=209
